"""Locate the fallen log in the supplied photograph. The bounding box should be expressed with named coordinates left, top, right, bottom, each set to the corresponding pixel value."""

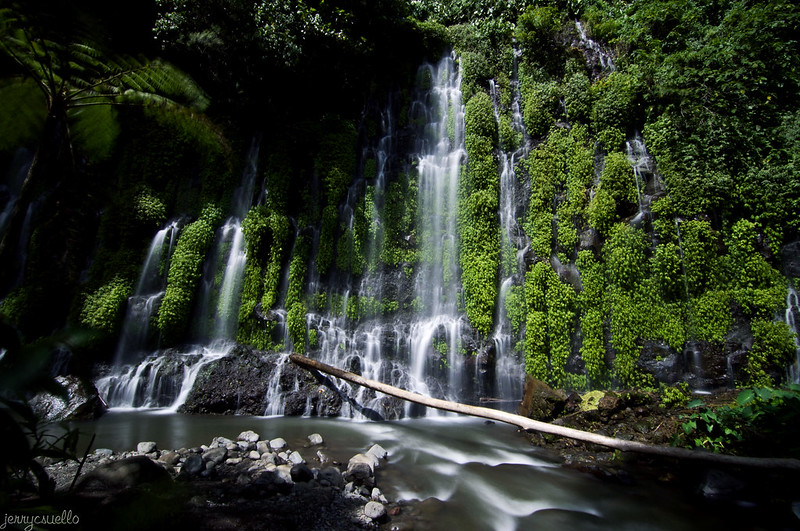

left=290, top=353, right=800, bottom=471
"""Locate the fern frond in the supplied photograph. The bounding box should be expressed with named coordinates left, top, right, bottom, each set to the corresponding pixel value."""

left=67, top=102, right=119, bottom=160
left=0, top=78, right=47, bottom=150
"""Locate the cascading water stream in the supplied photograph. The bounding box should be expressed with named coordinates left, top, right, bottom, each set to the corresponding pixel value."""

left=270, top=55, right=471, bottom=419
left=487, top=62, right=530, bottom=407
left=404, top=54, right=467, bottom=414
left=575, top=21, right=615, bottom=72
left=786, top=284, right=800, bottom=384
left=114, top=221, right=179, bottom=366
left=98, top=139, right=261, bottom=410
left=194, top=139, right=260, bottom=342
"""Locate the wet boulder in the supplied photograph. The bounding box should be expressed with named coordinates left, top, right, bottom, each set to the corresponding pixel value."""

left=180, top=346, right=275, bottom=415
left=29, top=375, right=106, bottom=422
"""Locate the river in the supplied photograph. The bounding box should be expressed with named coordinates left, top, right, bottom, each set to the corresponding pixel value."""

left=61, top=411, right=747, bottom=530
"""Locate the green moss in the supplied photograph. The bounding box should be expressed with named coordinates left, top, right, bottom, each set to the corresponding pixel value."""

left=157, top=204, right=221, bottom=343
left=459, top=91, right=501, bottom=336
left=577, top=250, right=610, bottom=387
left=563, top=70, right=592, bottom=123
left=603, top=223, right=648, bottom=291
left=80, top=276, right=133, bottom=334
left=692, top=290, right=732, bottom=343
left=659, top=382, right=690, bottom=408
left=237, top=205, right=289, bottom=347
left=523, top=262, right=576, bottom=387
left=315, top=118, right=357, bottom=207
left=725, top=220, right=787, bottom=319
left=317, top=205, right=338, bottom=276
left=590, top=72, right=641, bottom=152
left=747, top=319, right=796, bottom=386
left=133, top=189, right=167, bottom=229
left=520, top=79, right=561, bottom=139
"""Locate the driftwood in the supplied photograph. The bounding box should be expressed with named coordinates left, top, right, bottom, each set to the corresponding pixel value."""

left=290, top=353, right=800, bottom=471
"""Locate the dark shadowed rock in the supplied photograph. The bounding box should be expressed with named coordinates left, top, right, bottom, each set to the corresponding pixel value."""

left=77, top=456, right=170, bottom=490
left=290, top=463, right=314, bottom=482
left=518, top=375, right=567, bottom=421
left=318, top=466, right=344, bottom=488
left=203, top=447, right=228, bottom=464
left=183, top=454, right=204, bottom=475
left=180, top=346, right=274, bottom=414
left=781, top=241, right=800, bottom=277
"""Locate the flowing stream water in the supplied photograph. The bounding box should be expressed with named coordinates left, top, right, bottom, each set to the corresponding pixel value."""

left=62, top=412, right=759, bottom=531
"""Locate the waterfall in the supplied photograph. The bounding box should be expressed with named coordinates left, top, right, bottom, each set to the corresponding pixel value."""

left=267, top=55, right=472, bottom=419
left=193, top=139, right=260, bottom=342
left=407, top=54, right=466, bottom=413
left=786, top=284, right=800, bottom=384
left=488, top=58, right=530, bottom=407
left=96, top=342, right=231, bottom=411
left=113, top=220, right=179, bottom=366
left=625, top=133, right=656, bottom=226
left=575, top=21, right=615, bottom=72
left=99, top=138, right=261, bottom=409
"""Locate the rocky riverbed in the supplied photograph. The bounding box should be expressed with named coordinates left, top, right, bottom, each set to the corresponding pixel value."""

left=43, top=429, right=420, bottom=530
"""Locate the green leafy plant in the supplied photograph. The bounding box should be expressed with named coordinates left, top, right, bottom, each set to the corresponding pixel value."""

left=0, top=323, right=93, bottom=506
left=678, top=386, right=800, bottom=457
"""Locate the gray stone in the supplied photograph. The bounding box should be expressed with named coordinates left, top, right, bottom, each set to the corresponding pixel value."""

left=269, top=437, right=287, bottom=451
left=136, top=441, right=157, bottom=454
left=158, top=451, right=181, bottom=466
left=205, top=461, right=216, bottom=473
left=371, top=488, right=388, bottom=503
left=366, top=444, right=388, bottom=462
left=29, top=375, right=106, bottom=422
left=351, top=452, right=378, bottom=471
left=225, top=442, right=239, bottom=452
left=256, top=441, right=270, bottom=454
left=238, top=430, right=260, bottom=443
left=518, top=375, right=567, bottom=421
left=183, top=454, right=204, bottom=475
left=203, top=447, right=228, bottom=464
left=345, top=454, right=374, bottom=484
left=288, top=451, right=305, bottom=465
left=212, top=436, right=234, bottom=448
left=260, top=453, right=277, bottom=465
left=364, top=501, right=387, bottom=521
left=701, top=470, right=746, bottom=499
left=237, top=441, right=250, bottom=451
left=248, top=450, right=261, bottom=460
left=275, top=464, right=293, bottom=484
left=308, top=433, right=324, bottom=446
left=94, top=448, right=113, bottom=457
left=226, top=458, right=242, bottom=465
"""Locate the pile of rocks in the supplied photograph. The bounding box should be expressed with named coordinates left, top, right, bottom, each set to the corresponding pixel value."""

left=46, top=430, right=400, bottom=529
